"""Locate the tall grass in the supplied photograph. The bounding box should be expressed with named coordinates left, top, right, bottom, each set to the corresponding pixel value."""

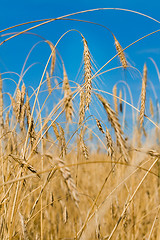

left=0, top=8, right=160, bottom=240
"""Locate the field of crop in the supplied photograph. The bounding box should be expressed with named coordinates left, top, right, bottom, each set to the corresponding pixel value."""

left=0, top=8, right=160, bottom=240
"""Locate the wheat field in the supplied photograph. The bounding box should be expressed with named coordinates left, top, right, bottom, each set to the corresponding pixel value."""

left=0, top=8, right=160, bottom=240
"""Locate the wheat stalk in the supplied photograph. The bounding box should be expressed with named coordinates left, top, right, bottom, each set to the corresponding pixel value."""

left=97, top=94, right=129, bottom=162
left=139, top=63, right=147, bottom=128
left=83, top=38, right=92, bottom=110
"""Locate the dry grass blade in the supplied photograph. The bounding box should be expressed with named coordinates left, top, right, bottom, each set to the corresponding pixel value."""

left=113, top=35, right=127, bottom=69
left=113, top=85, right=118, bottom=114
left=62, top=64, right=73, bottom=122
left=97, top=94, right=129, bottom=162
left=139, top=63, right=147, bottom=128
left=83, top=38, right=92, bottom=110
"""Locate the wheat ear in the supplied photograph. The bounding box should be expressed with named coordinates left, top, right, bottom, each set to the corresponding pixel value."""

left=96, top=119, right=105, bottom=134
left=55, top=157, right=80, bottom=207
left=105, top=126, right=114, bottom=157
left=62, top=64, right=73, bottom=122
left=83, top=38, right=92, bottom=110
left=16, top=87, right=22, bottom=121
left=79, top=87, right=85, bottom=125
left=149, top=98, right=154, bottom=118
left=46, top=40, right=56, bottom=76
left=19, top=212, right=29, bottom=240
left=46, top=71, right=52, bottom=95
left=139, top=63, right=147, bottom=128
left=97, top=94, right=129, bottom=162
left=113, top=35, right=127, bottom=69
left=113, top=85, right=118, bottom=114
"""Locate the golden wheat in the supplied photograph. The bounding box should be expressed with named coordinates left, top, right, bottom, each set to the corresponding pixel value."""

left=139, top=63, right=147, bottom=128
left=83, top=38, right=92, bottom=110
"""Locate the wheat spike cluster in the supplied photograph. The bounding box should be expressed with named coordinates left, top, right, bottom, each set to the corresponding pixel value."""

left=0, top=8, right=160, bottom=240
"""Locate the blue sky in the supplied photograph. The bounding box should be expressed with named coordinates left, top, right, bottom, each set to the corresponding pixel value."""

left=1, top=0, right=160, bottom=134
